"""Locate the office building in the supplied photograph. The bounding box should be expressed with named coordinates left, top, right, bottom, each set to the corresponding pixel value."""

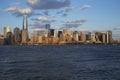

left=86, top=32, right=91, bottom=41
left=23, top=15, right=28, bottom=30
left=4, top=27, right=11, bottom=38
left=0, top=37, right=4, bottom=45
left=21, top=29, right=28, bottom=44
left=102, top=33, right=107, bottom=43
left=45, top=24, right=50, bottom=37
left=21, top=15, right=29, bottom=44
left=6, top=32, right=13, bottom=45
left=107, top=30, right=113, bottom=44
left=79, top=31, right=86, bottom=42
left=14, top=27, right=21, bottom=44
left=50, top=29, right=57, bottom=37
left=73, top=31, right=79, bottom=42
left=91, top=34, right=96, bottom=43
left=58, top=31, right=62, bottom=38
left=95, top=31, right=102, bottom=41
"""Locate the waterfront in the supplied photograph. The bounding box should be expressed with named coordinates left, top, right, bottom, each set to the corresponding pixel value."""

left=0, top=45, right=120, bottom=80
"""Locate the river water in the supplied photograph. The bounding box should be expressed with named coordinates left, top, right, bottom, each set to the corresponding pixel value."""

left=0, top=45, right=120, bottom=80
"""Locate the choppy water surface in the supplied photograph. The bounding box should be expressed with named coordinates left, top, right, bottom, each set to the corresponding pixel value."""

left=0, top=45, right=120, bottom=80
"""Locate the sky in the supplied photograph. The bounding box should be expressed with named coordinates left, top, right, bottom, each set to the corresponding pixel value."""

left=0, top=0, right=120, bottom=39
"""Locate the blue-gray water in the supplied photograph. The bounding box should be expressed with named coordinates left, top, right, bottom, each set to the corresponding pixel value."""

left=0, top=45, right=120, bottom=80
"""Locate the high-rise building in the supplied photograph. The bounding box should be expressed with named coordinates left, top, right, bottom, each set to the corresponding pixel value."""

left=21, top=15, right=29, bottom=44
left=91, top=34, right=96, bottom=43
left=50, top=29, right=55, bottom=36
left=58, top=31, right=62, bottom=38
left=45, top=24, right=50, bottom=37
left=86, top=32, right=91, bottom=41
left=59, top=33, right=64, bottom=42
left=73, top=31, right=79, bottom=42
left=23, top=15, right=28, bottom=30
left=49, top=29, right=57, bottom=37
left=6, top=32, right=13, bottom=45
left=102, top=33, right=107, bottom=43
left=63, top=29, right=68, bottom=34
left=14, top=27, right=21, bottom=44
left=95, top=31, right=102, bottom=41
left=21, top=29, right=28, bottom=44
left=40, top=30, right=46, bottom=37
left=79, top=31, right=86, bottom=42
left=107, top=30, right=113, bottom=44
left=4, top=27, right=11, bottom=38
left=0, top=37, right=4, bottom=45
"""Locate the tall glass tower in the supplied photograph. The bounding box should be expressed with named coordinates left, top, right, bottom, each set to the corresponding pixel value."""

left=23, top=15, right=28, bottom=30
left=21, top=15, right=29, bottom=44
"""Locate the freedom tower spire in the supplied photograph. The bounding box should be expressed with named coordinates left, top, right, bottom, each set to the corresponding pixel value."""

left=23, top=14, right=28, bottom=30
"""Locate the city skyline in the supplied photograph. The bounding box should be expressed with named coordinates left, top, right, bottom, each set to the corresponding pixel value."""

left=0, top=0, right=120, bottom=40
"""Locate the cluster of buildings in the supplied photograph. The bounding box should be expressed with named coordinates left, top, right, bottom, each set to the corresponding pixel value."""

left=0, top=15, right=29, bottom=45
left=29, top=28, right=115, bottom=45
left=0, top=15, right=119, bottom=45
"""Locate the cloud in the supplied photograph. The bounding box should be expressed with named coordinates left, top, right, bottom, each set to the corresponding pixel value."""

left=113, top=27, right=120, bottom=30
left=56, top=10, right=64, bottom=14
left=43, top=10, right=49, bottom=15
left=5, top=6, right=33, bottom=17
left=65, top=7, right=74, bottom=12
left=61, top=13, right=68, bottom=17
left=60, top=23, right=82, bottom=29
left=27, top=0, right=70, bottom=10
left=60, top=19, right=87, bottom=29
left=5, top=6, right=18, bottom=12
left=56, top=6, right=74, bottom=15
left=17, top=8, right=33, bottom=15
left=80, top=5, right=91, bottom=11
left=64, top=19, right=87, bottom=23
left=29, top=22, right=45, bottom=29
left=32, top=16, right=56, bottom=23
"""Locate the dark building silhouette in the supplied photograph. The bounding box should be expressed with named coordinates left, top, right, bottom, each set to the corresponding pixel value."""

left=58, top=31, right=62, bottom=38
left=95, top=32, right=102, bottom=41
left=5, top=32, right=13, bottom=45
left=45, top=24, right=50, bottom=37
left=50, top=29, right=55, bottom=36
left=86, top=32, right=91, bottom=41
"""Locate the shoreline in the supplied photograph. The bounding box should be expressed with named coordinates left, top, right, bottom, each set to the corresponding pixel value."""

left=0, top=43, right=120, bottom=46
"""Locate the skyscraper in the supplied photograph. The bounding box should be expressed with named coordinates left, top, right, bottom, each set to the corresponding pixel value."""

left=14, top=27, right=21, bottom=44
left=45, top=24, right=50, bottom=37
left=6, top=32, right=13, bottom=45
left=79, top=31, right=86, bottom=43
left=4, top=27, right=11, bottom=38
left=102, top=33, right=107, bottom=43
left=107, top=30, right=113, bottom=44
left=73, top=31, right=79, bottom=42
left=21, top=15, right=29, bottom=44
left=23, top=15, right=28, bottom=30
